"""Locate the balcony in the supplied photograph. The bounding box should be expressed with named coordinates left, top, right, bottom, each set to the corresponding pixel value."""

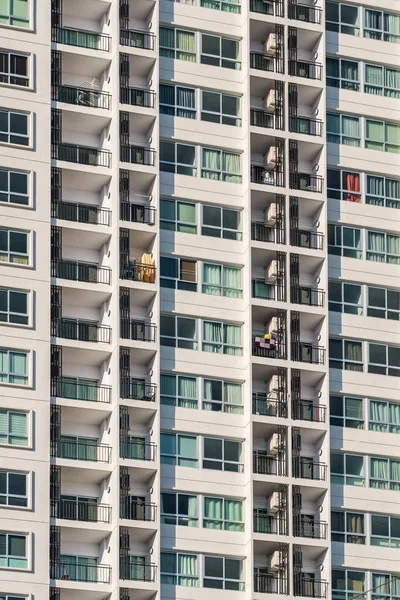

left=51, top=498, right=111, bottom=524
left=120, top=437, right=156, bottom=461
left=293, top=519, right=327, bottom=540
left=51, top=376, right=111, bottom=404
left=120, top=202, right=156, bottom=225
left=252, top=335, right=286, bottom=360
left=292, top=400, right=326, bottom=423
left=52, top=200, right=111, bottom=226
left=121, top=87, right=155, bottom=108
left=52, top=319, right=111, bottom=344
left=254, top=569, right=287, bottom=595
left=288, top=3, right=322, bottom=24
left=254, top=509, right=286, bottom=535
left=291, top=286, right=325, bottom=308
left=120, top=145, right=155, bottom=166
left=252, top=279, right=283, bottom=302
left=293, top=458, right=327, bottom=481
left=250, top=108, right=274, bottom=130
left=52, top=26, right=110, bottom=52
left=251, top=222, right=276, bottom=244
left=51, top=558, right=111, bottom=583
left=253, top=451, right=284, bottom=476
left=295, top=578, right=328, bottom=599
left=120, top=261, right=156, bottom=283
left=292, top=343, right=325, bottom=365
left=52, top=438, right=111, bottom=463
left=120, top=498, right=156, bottom=522
left=52, top=142, right=111, bottom=168
left=291, top=229, right=324, bottom=250
left=120, top=557, right=156, bottom=582
left=252, top=392, right=287, bottom=418
left=289, top=60, right=322, bottom=81
left=290, top=173, right=323, bottom=194
left=52, top=84, right=111, bottom=110
left=251, top=165, right=283, bottom=187
left=120, top=378, right=157, bottom=402
left=52, top=259, right=111, bottom=285
left=289, top=116, right=323, bottom=137
left=250, top=51, right=274, bottom=73
left=120, top=29, right=156, bottom=50
left=121, top=320, right=156, bottom=342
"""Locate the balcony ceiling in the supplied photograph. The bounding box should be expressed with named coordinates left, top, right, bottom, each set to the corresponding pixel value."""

left=63, top=0, right=110, bottom=21
left=62, top=111, right=110, bottom=136
left=61, top=52, right=110, bottom=79
left=62, top=168, right=110, bottom=192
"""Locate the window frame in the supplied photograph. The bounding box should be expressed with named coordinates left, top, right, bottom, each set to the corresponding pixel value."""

left=367, top=286, right=400, bottom=320
left=0, top=0, right=31, bottom=29
left=366, top=230, right=400, bottom=264
left=160, top=314, right=198, bottom=350
left=159, top=27, right=197, bottom=62
left=159, top=83, right=196, bottom=119
left=202, top=377, right=243, bottom=414
left=0, top=109, right=29, bottom=147
left=326, top=56, right=360, bottom=90
left=331, top=510, right=366, bottom=544
left=0, top=167, right=30, bottom=206
left=368, top=343, right=400, bottom=377
left=0, top=51, right=29, bottom=87
left=364, top=64, right=400, bottom=98
left=160, top=372, right=198, bottom=409
left=202, top=436, right=244, bottom=473
left=0, top=228, right=30, bottom=265
left=201, top=204, right=242, bottom=240
left=160, top=432, right=198, bottom=468
left=203, top=554, right=244, bottom=591
left=369, top=456, right=400, bottom=490
left=365, top=119, right=400, bottom=154
left=201, top=90, right=241, bottom=126
left=327, top=168, right=362, bottom=203
left=330, top=452, right=365, bottom=486
left=329, top=338, right=364, bottom=371
left=332, top=568, right=366, bottom=600
left=161, top=551, right=199, bottom=586
left=0, top=288, right=29, bottom=326
left=371, top=514, right=400, bottom=548
left=326, top=2, right=360, bottom=36
left=327, top=112, right=361, bottom=146
left=203, top=495, right=244, bottom=531
left=202, top=319, right=243, bottom=355
left=328, top=280, right=363, bottom=315
left=160, top=491, right=198, bottom=527
left=160, top=197, right=197, bottom=234
left=200, top=33, right=241, bottom=70
left=364, top=8, right=400, bottom=44
left=202, top=262, right=243, bottom=298
left=328, top=224, right=362, bottom=259
left=0, top=470, right=29, bottom=508
left=160, top=256, right=197, bottom=292
left=366, top=174, right=400, bottom=209
left=160, top=141, right=197, bottom=176
left=330, top=395, right=364, bottom=429
left=200, top=147, right=242, bottom=183
left=0, top=350, right=29, bottom=387
left=0, top=531, right=29, bottom=570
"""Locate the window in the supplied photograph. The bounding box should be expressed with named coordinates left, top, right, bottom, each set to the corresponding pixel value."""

left=364, top=9, right=400, bottom=44
left=161, top=373, right=197, bottom=408
left=202, top=263, right=242, bottom=298
left=0, top=168, right=29, bottom=205
left=161, top=492, right=198, bottom=526
left=331, top=511, right=365, bottom=544
left=203, top=437, right=243, bottom=472
left=0, top=52, right=28, bottom=87
left=0, top=0, right=30, bottom=28
left=0, top=409, right=28, bottom=446
left=368, top=343, right=400, bottom=377
left=371, top=515, right=400, bottom=547
left=161, top=552, right=198, bottom=586
left=371, top=573, right=400, bottom=600
left=0, top=229, right=28, bottom=264
left=203, top=379, right=243, bottom=414
left=367, top=231, right=400, bottom=264
left=0, top=109, right=28, bottom=146
left=0, top=471, right=27, bottom=507
left=328, top=225, right=362, bottom=259
left=370, top=457, right=400, bottom=490
left=160, top=315, right=197, bottom=349
left=0, top=350, right=28, bottom=385
left=201, top=0, right=240, bottom=14
left=328, top=281, right=362, bottom=315
left=203, top=320, right=242, bottom=355
left=160, top=141, right=196, bottom=176
left=202, top=205, right=242, bottom=240
left=330, top=452, right=365, bottom=486
left=326, top=57, right=359, bottom=90
left=332, top=569, right=366, bottom=600
left=204, top=555, right=244, bottom=590
left=330, top=395, right=364, bottom=428
left=160, top=256, right=197, bottom=291
left=0, top=595, right=30, bottom=600
left=204, top=496, right=243, bottom=531
left=159, top=27, right=196, bottom=62
left=160, top=198, right=196, bottom=234
left=367, top=287, right=400, bottom=320
left=365, top=65, right=400, bottom=99
left=326, top=2, right=360, bottom=35
left=0, top=288, right=28, bottom=324
left=366, top=175, right=400, bottom=209
left=327, top=169, right=361, bottom=203
left=365, top=120, right=400, bottom=154
left=0, top=532, right=27, bottom=568
left=201, top=34, right=240, bottom=70
left=329, top=338, right=363, bottom=371
left=327, top=113, right=360, bottom=146
left=201, top=91, right=241, bottom=126
left=160, top=433, right=198, bottom=467
left=160, top=84, right=196, bottom=119
left=370, top=400, right=400, bottom=433
left=201, top=147, right=241, bottom=183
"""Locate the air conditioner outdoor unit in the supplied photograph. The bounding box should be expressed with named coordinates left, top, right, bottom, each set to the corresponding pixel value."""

left=266, top=316, right=278, bottom=335
left=265, top=260, right=278, bottom=283
left=267, top=433, right=279, bottom=456
left=264, top=89, right=276, bottom=113
left=269, top=550, right=283, bottom=572
left=267, top=491, right=281, bottom=514
left=264, top=33, right=277, bottom=56
left=268, top=375, right=279, bottom=394
left=264, top=202, right=277, bottom=226
left=264, top=146, right=277, bottom=170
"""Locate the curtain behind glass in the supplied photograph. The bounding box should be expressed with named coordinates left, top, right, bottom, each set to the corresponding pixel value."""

left=224, top=324, right=242, bottom=355
left=225, top=382, right=242, bottom=414
left=368, top=232, right=385, bottom=261
left=223, top=152, right=241, bottom=183
left=176, top=87, right=195, bottom=118
left=176, top=30, right=196, bottom=62
left=391, top=460, right=400, bottom=490
left=367, top=175, right=385, bottom=205
left=202, top=149, right=221, bottom=180
left=370, top=400, right=388, bottom=431
left=384, top=13, right=400, bottom=43
left=365, top=64, right=382, bottom=94
left=203, top=321, right=222, bottom=352
left=203, top=263, right=222, bottom=295
left=223, top=266, right=242, bottom=298
left=389, top=403, right=400, bottom=433
left=342, top=116, right=360, bottom=146
left=178, top=376, right=197, bottom=408
left=385, top=68, right=400, bottom=98
left=178, top=554, right=198, bottom=587
left=370, top=457, right=388, bottom=488
left=225, top=499, right=242, bottom=531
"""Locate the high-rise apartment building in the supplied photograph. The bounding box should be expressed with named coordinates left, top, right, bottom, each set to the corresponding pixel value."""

left=0, top=0, right=398, bottom=599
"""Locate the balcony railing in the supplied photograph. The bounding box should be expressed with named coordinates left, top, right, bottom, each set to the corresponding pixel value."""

left=290, top=173, right=324, bottom=194
left=52, top=259, right=111, bottom=285
left=120, top=29, right=156, bottom=50
left=120, top=378, right=157, bottom=402
left=253, top=450, right=281, bottom=476
left=289, top=59, right=322, bottom=80
left=120, top=261, right=156, bottom=283
left=293, top=458, right=327, bottom=481
left=291, top=229, right=324, bottom=250
left=120, top=558, right=156, bottom=582
left=294, top=519, right=328, bottom=540
left=52, top=143, right=111, bottom=168
left=254, top=569, right=287, bottom=595
left=251, top=222, right=276, bottom=243
left=288, top=3, right=322, bottom=24
left=52, top=84, right=111, bottom=110
left=252, top=393, right=287, bottom=418
left=120, top=437, right=156, bottom=461
left=254, top=509, right=283, bottom=535
left=120, top=202, right=156, bottom=225
left=52, top=200, right=111, bottom=226
left=52, top=318, right=111, bottom=344
left=292, top=343, right=325, bottom=365
left=250, top=52, right=274, bottom=72
left=120, top=498, right=156, bottom=522
left=120, top=145, right=156, bottom=166
left=252, top=279, right=282, bottom=302
left=291, top=286, right=325, bottom=308
left=51, top=559, right=111, bottom=583
left=52, top=439, right=111, bottom=463
left=253, top=335, right=285, bottom=360
left=289, top=116, right=323, bottom=137
left=120, top=87, right=155, bottom=108
left=251, top=165, right=282, bottom=187
left=293, top=401, right=327, bottom=423
left=51, top=377, right=111, bottom=404
left=52, top=26, right=110, bottom=52
left=51, top=498, right=111, bottom=523
left=121, top=320, right=156, bottom=342
left=250, top=108, right=274, bottom=129
left=295, top=578, right=328, bottom=599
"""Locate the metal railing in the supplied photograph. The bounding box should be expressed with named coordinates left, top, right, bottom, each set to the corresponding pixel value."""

left=52, top=200, right=111, bottom=226
left=120, top=202, right=156, bottom=225
left=120, top=29, right=155, bottom=50
left=120, top=558, right=156, bottom=582
left=52, top=259, right=111, bottom=285
left=51, top=559, right=111, bottom=583
left=52, top=84, right=111, bottom=110
left=290, top=173, right=324, bottom=194
left=292, top=343, right=325, bottom=365
left=251, top=222, right=276, bottom=243
left=291, top=229, right=324, bottom=250
left=252, top=335, right=286, bottom=360
left=51, top=498, right=111, bottom=523
left=120, top=261, right=156, bottom=283
left=120, top=437, right=156, bottom=461
left=294, top=519, right=327, bottom=540
left=120, top=86, right=155, bottom=108
left=252, top=393, right=287, bottom=418
left=291, top=286, right=325, bottom=308
left=250, top=52, right=274, bottom=72
left=52, top=26, right=110, bottom=52
left=251, top=165, right=282, bottom=187
left=121, top=320, right=156, bottom=342
left=289, top=116, right=323, bottom=137
left=295, top=578, right=328, bottom=599
left=253, top=509, right=281, bottom=535
left=289, top=3, right=322, bottom=23
left=120, top=498, right=156, bottom=522
left=289, top=59, right=322, bottom=80
left=52, top=318, right=111, bottom=344
left=250, top=108, right=274, bottom=129
left=120, top=145, right=156, bottom=166
left=253, top=451, right=280, bottom=476
left=52, top=142, right=111, bottom=168
left=120, top=378, right=157, bottom=402
left=254, top=569, right=287, bottom=595
left=293, top=401, right=327, bottom=423
left=51, top=377, right=111, bottom=404
left=293, top=458, right=327, bottom=481
left=52, top=439, right=111, bottom=463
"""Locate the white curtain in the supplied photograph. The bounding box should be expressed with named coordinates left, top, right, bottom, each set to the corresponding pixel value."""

left=369, top=400, right=388, bottom=431
left=203, top=263, right=221, bottom=295
left=224, top=324, right=242, bottom=355
left=223, top=266, right=242, bottom=298
left=370, top=457, right=389, bottom=488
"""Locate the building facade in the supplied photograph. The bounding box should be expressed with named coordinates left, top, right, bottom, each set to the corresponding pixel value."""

left=0, top=0, right=398, bottom=599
